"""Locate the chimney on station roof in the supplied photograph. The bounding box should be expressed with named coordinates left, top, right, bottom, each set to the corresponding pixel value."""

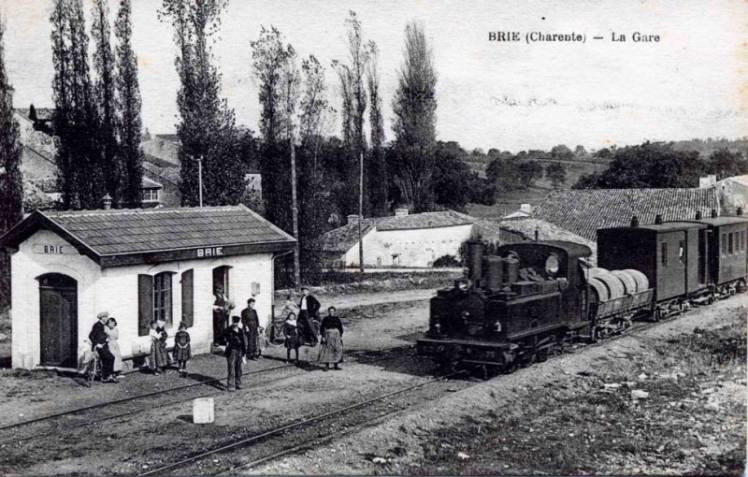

left=102, top=194, right=113, bottom=211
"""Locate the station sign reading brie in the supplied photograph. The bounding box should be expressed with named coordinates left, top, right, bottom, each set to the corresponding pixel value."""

left=196, top=247, right=224, bottom=258
left=33, top=244, right=78, bottom=255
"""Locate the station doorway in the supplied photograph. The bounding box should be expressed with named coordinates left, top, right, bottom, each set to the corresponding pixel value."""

left=38, top=273, right=78, bottom=367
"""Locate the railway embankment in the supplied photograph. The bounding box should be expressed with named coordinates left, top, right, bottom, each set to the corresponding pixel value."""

left=251, top=297, right=747, bottom=476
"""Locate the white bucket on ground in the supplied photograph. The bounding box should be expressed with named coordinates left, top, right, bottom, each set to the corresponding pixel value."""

left=193, top=397, right=214, bottom=424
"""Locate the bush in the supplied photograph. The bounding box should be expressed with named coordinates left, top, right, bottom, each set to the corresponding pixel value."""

left=433, top=254, right=460, bottom=268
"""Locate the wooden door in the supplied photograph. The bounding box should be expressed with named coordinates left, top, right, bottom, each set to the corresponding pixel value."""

left=39, top=274, right=78, bottom=367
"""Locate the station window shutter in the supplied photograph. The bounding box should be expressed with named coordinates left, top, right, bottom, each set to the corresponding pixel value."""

left=138, top=274, right=153, bottom=336
left=182, top=269, right=194, bottom=328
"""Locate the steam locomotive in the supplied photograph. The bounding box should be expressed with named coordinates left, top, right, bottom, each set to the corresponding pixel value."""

left=416, top=210, right=748, bottom=373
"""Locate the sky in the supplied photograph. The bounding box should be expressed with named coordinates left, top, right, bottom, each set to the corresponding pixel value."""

left=2, top=0, right=747, bottom=152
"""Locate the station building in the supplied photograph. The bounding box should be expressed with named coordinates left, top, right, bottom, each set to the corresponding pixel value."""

left=0, top=205, right=295, bottom=370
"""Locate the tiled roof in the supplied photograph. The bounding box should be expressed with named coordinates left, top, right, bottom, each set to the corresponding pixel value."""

left=142, top=161, right=180, bottom=186
left=313, top=220, right=377, bottom=253
left=14, top=107, right=55, bottom=122
left=534, top=188, right=719, bottom=241
left=1, top=206, right=295, bottom=261
left=375, top=210, right=475, bottom=231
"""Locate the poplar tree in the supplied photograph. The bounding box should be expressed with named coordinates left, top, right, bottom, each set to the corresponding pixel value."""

left=115, top=0, right=145, bottom=207
left=392, top=21, right=437, bottom=213
left=298, top=55, right=334, bottom=282
left=92, top=0, right=122, bottom=205
left=51, top=0, right=104, bottom=210
left=160, top=0, right=246, bottom=207
left=367, top=42, right=387, bottom=217
left=335, top=11, right=370, bottom=216
left=251, top=26, right=293, bottom=229
left=0, top=15, right=24, bottom=306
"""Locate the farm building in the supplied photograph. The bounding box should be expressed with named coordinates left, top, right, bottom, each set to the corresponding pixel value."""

left=0, top=205, right=295, bottom=370
left=313, top=209, right=529, bottom=269
left=533, top=188, right=719, bottom=242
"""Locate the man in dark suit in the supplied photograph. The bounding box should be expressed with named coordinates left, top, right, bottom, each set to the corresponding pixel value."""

left=297, top=286, right=320, bottom=346
left=222, top=316, right=246, bottom=391
left=89, top=311, right=117, bottom=383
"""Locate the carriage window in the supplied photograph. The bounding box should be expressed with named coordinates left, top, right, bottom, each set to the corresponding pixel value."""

left=742, top=231, right=746, bottom=252
left=661, top=242, right=668, bottom=267
left=678, top=240, right=685, bottom=264
left=721, top=233, right=727, bottom=257
left=729, top=233, right=734, bottom=255
left=153, top=272, right=173, bottom=326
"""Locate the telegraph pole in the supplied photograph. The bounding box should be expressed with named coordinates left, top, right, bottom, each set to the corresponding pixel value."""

left=358, top=151, right=364, bottom=273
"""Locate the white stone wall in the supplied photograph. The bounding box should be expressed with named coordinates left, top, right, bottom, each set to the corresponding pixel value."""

left=11, top=229, right=275, bottom=369
left=345, top=224, right=473, bottom=268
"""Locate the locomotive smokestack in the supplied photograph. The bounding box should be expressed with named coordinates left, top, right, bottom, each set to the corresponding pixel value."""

left=654, top=214, right=663, bottom=225
left=695, top=210, right=702, bottom=220
left=466, top=241, right=484, bottom=284
left=711, top=209, right=718, bottom=218
left=630, top=215, right=639, bottom=228
left=737, top=207, right=744, bottom=216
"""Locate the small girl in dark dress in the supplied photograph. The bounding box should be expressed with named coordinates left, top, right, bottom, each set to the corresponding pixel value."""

left=173, top=321, right=192, bottom=377
left=283, top=312, right=301, bottom=364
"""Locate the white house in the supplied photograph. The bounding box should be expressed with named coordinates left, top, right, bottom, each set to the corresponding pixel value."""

left=313, top=209, right=500, bottom=268
left=0, top=205, right=295, bottom=370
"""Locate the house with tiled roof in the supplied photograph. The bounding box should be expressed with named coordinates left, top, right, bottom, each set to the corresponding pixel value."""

left=534, top=188, right=719, bottom=242
left=0, top=205, right=295, bottom=370
left=313, top=209, right=528, bottom=268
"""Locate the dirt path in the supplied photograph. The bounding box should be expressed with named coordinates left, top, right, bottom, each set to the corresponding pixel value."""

left=250, top=297, right=747, bottom=476
left=273, top=288, right=437, bottom=314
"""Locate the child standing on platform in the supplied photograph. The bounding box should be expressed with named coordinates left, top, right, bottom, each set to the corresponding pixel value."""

left=173, top=321, right=192, bottom=377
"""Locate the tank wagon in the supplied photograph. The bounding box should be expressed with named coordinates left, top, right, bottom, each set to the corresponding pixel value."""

left=417, top=211, right=748, bottom=373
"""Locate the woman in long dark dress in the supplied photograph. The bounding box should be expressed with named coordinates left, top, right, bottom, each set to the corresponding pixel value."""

left=149, top=321, right=169, bottom=375
left=318, top=306, right=344, bottom=371
left=241, top=298, right=261, bottom=360
left=283, top=312, right=301, bottom=364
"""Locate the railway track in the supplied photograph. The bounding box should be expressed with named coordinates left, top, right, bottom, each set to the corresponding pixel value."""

left=137, top=369, right=466, bottom=476
left=0, top=345, right=414, bottom=446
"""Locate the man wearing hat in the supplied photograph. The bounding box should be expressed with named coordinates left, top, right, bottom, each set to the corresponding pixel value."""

left=89, top=312, right=117, bottom=383
left=222, top=316, right=247, bottom=391
left=297, top=286, right=320, bottom=346
left=213, top=284, right=235, bottom=346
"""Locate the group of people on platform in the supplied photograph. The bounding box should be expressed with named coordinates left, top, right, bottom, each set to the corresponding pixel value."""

left=82, top=286, right=343, bottom=389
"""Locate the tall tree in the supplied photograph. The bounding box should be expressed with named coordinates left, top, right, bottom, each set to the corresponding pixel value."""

left=115, top=0, right=145, bottom=207
left=251, top=27, right=292, bottom=227
left=280, top=46, right=301, bottom=289
left=91, top=0, right=122, bottom=205
left=160, top=0, right=246, bottom=207
left=367, top=41, right=387, bottom=217
left=251, top=26, right=297, bottom=287
left=298, top=55, right=333, bottom=282
left=51, top=0, right=104, bottom=210
left=0, top=14, right=24, bottom=306
left=391, top=21, right=437, bottom=213
left=333, top=11, right=370, bottom=216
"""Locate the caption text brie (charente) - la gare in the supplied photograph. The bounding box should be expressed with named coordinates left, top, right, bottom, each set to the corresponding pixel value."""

left=489, top=31, right=661, bottom=43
